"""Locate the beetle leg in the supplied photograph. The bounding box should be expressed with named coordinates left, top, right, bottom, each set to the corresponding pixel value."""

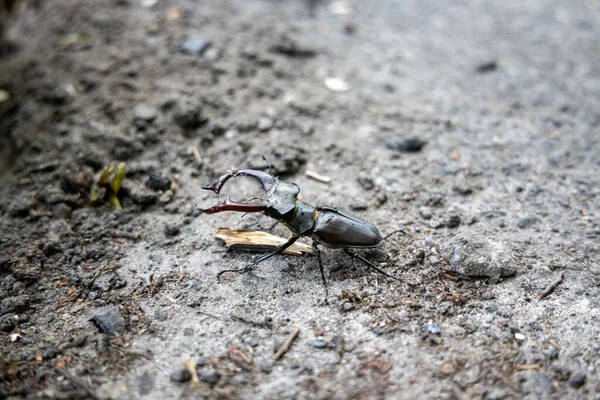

left=217, top=235, right=300, bottom=281
left=312, top=243, right=329, bottom=304
left=343, top=249, right=406, bottom=283
left=195, top=194, right=267, bottom=214
left=202, top=169, right=278, bottom=196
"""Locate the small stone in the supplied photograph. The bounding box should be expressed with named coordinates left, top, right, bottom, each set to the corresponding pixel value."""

left=72, top=334, right=87, bottom=347
left=44, top=84, right=77, bottom=105
left=180, top=36, right=211, bottom=55
left=169, top=368, right=191, bottom=383
left=312, top=341, right=328, bottom=349
left=138, top=372, right=154, bottom=395
left=439, top=362, right=455, bottom=377
left=173, top=103, right=205, bottom=129
left=258, top=117, right=274, bottom=132
left=476, top=60, right=498, bottom=73
left=10, top=333, right=22, bottom=342
left=419, top=207, right=432, bottom=220
left=569, top=373, right=586, bottom=388
left=518, top=216, right=541, bottom=229
left=324, top=77, right=351, bottom=92
left=447, top=215, right=461, bottom=228
left=91, top=306, right=126, bottom=335
left=259, top=362, right=273, bottom=374
left=341, top=302, right=355, bottom=312
left=442, top=234, right=518, bottom=278
left=199, top=370, right=220, bottom=385
left=0, top=314, right=18, bottom=332
left=125, top=184, right=159, bottom=204
left=8, top=197, right=37, bottom=217
left=349, top=203, right=368, bottom=211
left=424, top=324, right=441, bottom=335
left=146, top=172, right=172, bottom=191
left=386, top=138, right=427, bottom=152
left=159, top=190, right=174, bottom=204
left=357, top=172, right=375, bottom=191
left=0, top=295, right=30, bottom=315
left=43, top=346, right=59, bottom=360
left=133, top=104, right=157, bottom=122
left=154, top=308, right=168, bottom=322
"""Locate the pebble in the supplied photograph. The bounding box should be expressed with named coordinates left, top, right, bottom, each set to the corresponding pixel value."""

left=72, top=334, right=87, bottom=347
left=386, top=138, right=427, bottom=152
left=357, top=172, right=375, bottom=191
left=43, top=346, right=59, bottom=360
left=312, top=341, right=328, bottom=349
left=447, top=215, right=461, bottom=228
left=138, top=372, right=154, bottom=395
left=442, top=234, right=517, bottom=278
left=324, top=77, right=351, bottom=92
left=424, top=324, right=441, bottom=335
left=146, top=172, right=172, bottom=191
left=169, top=368, right=191, bottom=383
left=258, top=117, right=274, bottom=131
left=173, top=103, right=205, bottom=129
left=0, top=295, right=30, bottom=315
left=419, top=207, right=433, bottom=220
left=259, top=362, right=273, bottom=374
left=125, top=183, right=159, bottom=204
left=133, top=104, right=157, bottom=122
left=8, top=197, right=37, bottom=217
left=199, top=370, right=220, bottom=385
left=569, top=373, right=586, bottom=388
left=180, top=36, right=211, bottom=55
left=154, top=308, right=168, bottom=322
left=518, top=216, right=541, bottom=229
left=91, top=306, right=126, bottom=334
left=1, top=315, right=19, bottom=332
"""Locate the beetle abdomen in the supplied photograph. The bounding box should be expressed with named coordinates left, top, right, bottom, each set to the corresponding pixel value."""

left=312, top=207, right=384, bottom=248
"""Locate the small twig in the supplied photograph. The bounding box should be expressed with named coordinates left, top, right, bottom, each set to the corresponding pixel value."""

left=539, top=272, right=564, bottom=299
left=184, top=360, right=200, bottom=384
left=305, top=170, right=331, bottom=183
left=55, top=367, right=101, bottom=400
left=514, top=364, right=541, bottom=371
left=230, top=313, right=272, bottom=328
left=191, top=146, right=202, bottom=164
left=227, top=346, right=253, bottom=371
left=274, top=327, right=300, bottom=360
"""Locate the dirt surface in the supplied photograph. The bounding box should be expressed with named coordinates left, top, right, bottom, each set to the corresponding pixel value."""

left=1, top=0, right=600, bottom=399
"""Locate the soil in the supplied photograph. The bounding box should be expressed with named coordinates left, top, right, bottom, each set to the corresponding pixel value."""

left=1, top=0, right=599, bottom=399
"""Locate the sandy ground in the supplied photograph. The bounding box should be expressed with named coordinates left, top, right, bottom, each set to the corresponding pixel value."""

left=1, top=0, right=599, bottom=399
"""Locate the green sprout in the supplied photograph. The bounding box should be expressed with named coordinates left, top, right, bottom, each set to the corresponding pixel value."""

left=90, top=162, right=126, bottom=210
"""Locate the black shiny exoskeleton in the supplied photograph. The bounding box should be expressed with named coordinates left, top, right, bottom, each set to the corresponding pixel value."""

left=196, top=169, right=403, bottom=297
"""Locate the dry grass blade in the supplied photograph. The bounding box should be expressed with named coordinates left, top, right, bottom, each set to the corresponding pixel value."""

left=216, top=228, right=313, bottom=256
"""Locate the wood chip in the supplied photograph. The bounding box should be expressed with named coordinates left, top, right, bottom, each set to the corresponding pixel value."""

left=305, top=170, right=331, bottom=183
left=191, top=146, right=202, bottom=163
left=274, top=327, right=300, bottom=360
left=539, top=271, right=564, bottom=299
left=227, top=346, right=253, bottom=371
left=514, top=364, right=540, bottom=371
left=184, top=360, right=200, bottom=384
left=216, top=228, right=313, bottom=256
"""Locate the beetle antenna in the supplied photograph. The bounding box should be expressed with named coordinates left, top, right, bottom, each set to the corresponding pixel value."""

left=383, top=229, right=406, bottom=241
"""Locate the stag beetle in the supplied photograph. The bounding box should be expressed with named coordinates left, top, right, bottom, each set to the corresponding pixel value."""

left=195, top=168, right=404, bottom=297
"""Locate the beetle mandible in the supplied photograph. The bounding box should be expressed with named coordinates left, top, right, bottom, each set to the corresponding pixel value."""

left=195, top=168, right=404, bottom=297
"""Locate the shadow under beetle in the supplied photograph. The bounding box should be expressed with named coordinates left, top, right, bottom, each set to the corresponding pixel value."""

left=196, top=168, right=405, bottom=298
